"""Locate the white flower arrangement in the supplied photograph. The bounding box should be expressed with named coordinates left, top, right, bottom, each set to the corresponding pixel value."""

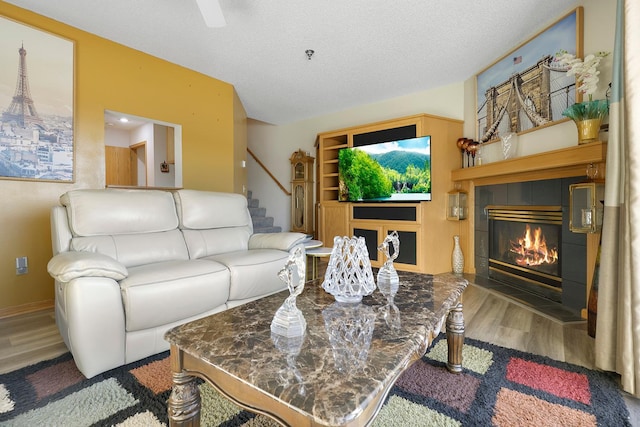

left=555, top=50, right=610, bottom=101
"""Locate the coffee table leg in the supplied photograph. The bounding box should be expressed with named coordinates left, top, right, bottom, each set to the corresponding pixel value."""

left=446, top=302, right=465, bottom=373
left=168, top=371, right=201, bottom=427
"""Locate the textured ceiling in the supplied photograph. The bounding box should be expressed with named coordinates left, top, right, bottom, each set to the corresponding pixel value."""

left=5, top=0, right=579, bottom=125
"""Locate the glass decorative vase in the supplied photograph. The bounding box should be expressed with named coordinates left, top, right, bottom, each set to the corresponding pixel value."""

left=322, top=236, right=376, bottom=303
left=562, top=100, right=609, bottom=145
left=452, top=235, right=464, bottom=274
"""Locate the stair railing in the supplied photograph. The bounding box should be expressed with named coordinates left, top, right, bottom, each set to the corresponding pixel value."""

left=247, top=148, right=291, bottom=196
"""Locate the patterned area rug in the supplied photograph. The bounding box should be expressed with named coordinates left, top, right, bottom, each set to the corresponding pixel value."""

left=0, top=337, right=630, bottom=426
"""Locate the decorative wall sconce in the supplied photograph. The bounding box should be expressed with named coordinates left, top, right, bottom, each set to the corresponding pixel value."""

left=569, top=164, right=604, bottom=233
left=569, top=181, right=604, bottom=233
left=446, top=184, right=468, bottom=221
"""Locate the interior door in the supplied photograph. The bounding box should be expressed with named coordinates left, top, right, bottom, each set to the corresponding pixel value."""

left=105, top=146, right=134, bottom=186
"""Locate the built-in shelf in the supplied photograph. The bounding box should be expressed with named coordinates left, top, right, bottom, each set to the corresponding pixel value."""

left=452, top=141, right=607, bottom=185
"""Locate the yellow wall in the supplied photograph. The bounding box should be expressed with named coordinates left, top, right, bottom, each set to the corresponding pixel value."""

left=0, top=2, right=242, bottom=311
left=233, top=89, right=248, bottom=195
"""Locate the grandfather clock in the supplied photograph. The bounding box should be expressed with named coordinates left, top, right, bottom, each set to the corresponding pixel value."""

left=290, top=150, right=315, bottom=235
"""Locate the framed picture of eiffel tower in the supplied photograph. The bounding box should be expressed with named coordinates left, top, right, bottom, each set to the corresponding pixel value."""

left=475, top=7, right=583, bottom=144
left=0, top=16, right=74, bottom=182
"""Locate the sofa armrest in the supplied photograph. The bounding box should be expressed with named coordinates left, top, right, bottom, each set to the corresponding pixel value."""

left=249, top=232, right=307, bottom=252
left=48, top=251, right=128, bottom=283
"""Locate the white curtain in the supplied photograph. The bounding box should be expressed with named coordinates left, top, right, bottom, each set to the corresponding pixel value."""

left=595, top=0, right=640, bottom=396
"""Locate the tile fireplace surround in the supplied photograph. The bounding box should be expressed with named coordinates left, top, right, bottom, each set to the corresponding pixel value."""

left=473, top=177, right=586, bottom=314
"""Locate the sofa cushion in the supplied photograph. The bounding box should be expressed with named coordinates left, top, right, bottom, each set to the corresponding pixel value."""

left=71, top=229, right=189, bottom=268
left=181, top=228, right=251, bottom=258
left=173, top=189, right=251, bottom=230
left=61, top=189, right=179, bottom=236
left=208, top=249, right=290, bottom=301
left=174, top=189, right=254, bottom=258
left=120, top=259, right=230, bottom=332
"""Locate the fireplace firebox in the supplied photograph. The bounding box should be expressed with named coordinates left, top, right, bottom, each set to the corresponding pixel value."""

left=487, top=206, right=563, bottom=303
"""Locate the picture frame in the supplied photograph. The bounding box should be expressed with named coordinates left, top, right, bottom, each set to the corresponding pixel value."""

left=0, top=16, right=75, bottom=182
left=475, top=7, right=583, bottom=143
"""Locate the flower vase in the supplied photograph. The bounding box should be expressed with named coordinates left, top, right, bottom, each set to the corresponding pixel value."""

left=452, top=235, right=464, bottom=274
left=575, top=119, right=602, bottom=144
left=562, top=100, right=609, bottom=145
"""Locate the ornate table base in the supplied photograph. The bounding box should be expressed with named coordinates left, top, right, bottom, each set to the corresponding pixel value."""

left=446, top=302, right=465, bottom=373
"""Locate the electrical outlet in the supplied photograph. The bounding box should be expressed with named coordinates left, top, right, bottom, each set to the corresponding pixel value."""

left=16, top=256, right=28, bottom=275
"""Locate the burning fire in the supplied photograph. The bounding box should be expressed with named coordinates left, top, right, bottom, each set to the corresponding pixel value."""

left=509, top=224, right=558, bottom=266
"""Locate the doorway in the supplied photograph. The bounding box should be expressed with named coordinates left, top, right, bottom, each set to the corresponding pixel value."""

left=104, top=110, right=182, bottom=188
left=105, top=143, right=141, bottom=186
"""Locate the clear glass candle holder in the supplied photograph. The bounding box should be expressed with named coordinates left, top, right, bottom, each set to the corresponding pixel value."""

left=322, top=236, right=376, bottom=303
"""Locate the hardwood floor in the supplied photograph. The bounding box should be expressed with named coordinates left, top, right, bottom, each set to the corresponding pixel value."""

left=0, top=308, right=67, bottom=375
left=462, top=283, right=595, bottom=369
left=0, top=283, right=594, bottom=374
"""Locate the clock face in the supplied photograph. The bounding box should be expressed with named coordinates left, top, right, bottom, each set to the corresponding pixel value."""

left=295, top=162, right=305, bottom=179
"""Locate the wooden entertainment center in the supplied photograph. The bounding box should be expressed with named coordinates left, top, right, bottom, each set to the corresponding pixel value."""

left=315, top=114, right=464, bottom=274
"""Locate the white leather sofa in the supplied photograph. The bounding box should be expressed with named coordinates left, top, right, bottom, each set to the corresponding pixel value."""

left=47, top=188, right=306, bottom=378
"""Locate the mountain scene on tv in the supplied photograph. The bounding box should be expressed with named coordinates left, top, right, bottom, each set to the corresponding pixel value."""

left=338, top=137, right=431, bottom=202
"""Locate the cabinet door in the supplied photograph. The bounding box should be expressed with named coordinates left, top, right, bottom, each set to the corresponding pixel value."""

left=350, top=221, right=421, bottom=271
left=351, top=223, right=383, bottom=267
left=291, top=183, right=305, bottom=232
left=382, top=224, right=421, bottom=272
left=318, top=203, right=348, bottom=245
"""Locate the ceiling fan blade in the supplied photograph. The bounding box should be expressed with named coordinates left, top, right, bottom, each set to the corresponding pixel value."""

left=195, top=0, right=226, bottom=28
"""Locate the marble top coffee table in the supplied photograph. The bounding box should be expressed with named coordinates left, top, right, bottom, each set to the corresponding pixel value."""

left=165, top=271, right=468, bottom=427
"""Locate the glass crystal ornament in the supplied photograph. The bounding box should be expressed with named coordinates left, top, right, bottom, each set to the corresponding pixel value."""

left=322, top=302, right=377, bottom=372
left=271, top=247, right=307, bottom=337
left=377, top=231, right=399, bottom=288
left=322, top=236, right=376, bottom=303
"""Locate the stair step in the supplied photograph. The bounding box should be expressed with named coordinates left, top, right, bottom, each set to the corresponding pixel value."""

left=247, top=191, right=281, bottom=234
left=249, top=206, right=266, bottom=218
left=252, top=216, right=274, bottom=228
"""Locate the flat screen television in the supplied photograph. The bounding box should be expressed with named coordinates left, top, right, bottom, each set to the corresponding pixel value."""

left=338, top=136, right=431, bottom=202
